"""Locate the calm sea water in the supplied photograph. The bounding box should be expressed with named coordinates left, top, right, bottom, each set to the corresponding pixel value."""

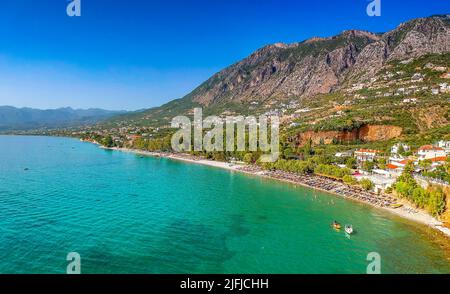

left=0, top=135, right=449, bottom=274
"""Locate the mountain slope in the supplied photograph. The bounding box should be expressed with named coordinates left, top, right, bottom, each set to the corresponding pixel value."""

left=0, top=106, right=127, bottom=131
left=104, top=15, right=449, bottom=129
left=188, top=15, right=449, bottom=106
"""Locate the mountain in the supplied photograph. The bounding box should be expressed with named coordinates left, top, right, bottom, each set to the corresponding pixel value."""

left=189, top=15, right=449, bottom=105
left=0, top=106, right=127, bottom=131
left=106, top=15, right=449, bottom=127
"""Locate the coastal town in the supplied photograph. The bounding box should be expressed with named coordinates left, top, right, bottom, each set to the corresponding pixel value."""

left=33, top=52, right=449, bottom=234
left=4, top=23, right=449, bottom=239
left=72, top=126, right=450, bottom=234
left=81, top=132, right=450, bottom=195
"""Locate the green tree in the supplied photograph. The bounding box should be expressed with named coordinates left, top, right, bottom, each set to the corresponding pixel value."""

left=133, top=138, right=147, bottom=150
left=395, top=181, right=411, bottom=198
left=102, top=135, right=114, bottom=148
left=243, top=153, right=254, bottom=164
left=283, top=147, right=294, bottom=159
left=418, top=159, right=432, bottom=171
left=412, top=187, right=427, bottom=208
left=303, top=138, right=314, bottom=159
left=213, top=152, right=226, bottom=162
left=360, top=179, right=374, bottom=191
left=362, top=161, right=375, bottom=172
left=343, top=175, right=357, bottom=185
left=377, top=158, right=387, bottom=170
left=397, top=162, right=417, bottom=186
left=345, top=157, right=357, bottom=169
left=428, top=188, right=446, bottom=216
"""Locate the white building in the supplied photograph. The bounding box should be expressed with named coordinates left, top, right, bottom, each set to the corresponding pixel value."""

left=355, top=174, right=396, bottom=193
left=354, top=149, right=381, bottom=162
left=437, top=140, right=450, bottom=153
left=439, top=83, right=450, bottom=93
left=402, top=98, right=417, bottom=104
left=335, top=151, right=353, bottom=158
left=386, top=159, right=412, bottom=176
left=391, top=143, right=410, bottom=155
left=417, top=145, right=446, bottom=160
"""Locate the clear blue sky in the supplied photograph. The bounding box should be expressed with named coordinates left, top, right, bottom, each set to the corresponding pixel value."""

left=0, top=0, right=448, bottom=110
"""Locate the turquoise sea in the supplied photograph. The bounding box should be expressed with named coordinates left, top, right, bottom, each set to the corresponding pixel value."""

left=0, top=135, right=449, bottom=274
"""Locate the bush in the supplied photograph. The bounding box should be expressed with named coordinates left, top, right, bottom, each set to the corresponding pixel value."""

left=412, top=187, right=427, bottom=208
left=343, top=175, right=357, bottom=185
left=213, top=152, right=226, bottom=162
left=243, top=153, right=254, bottom=164
left=395, top=181, right=415, bottom=199
left=360, top=179, right=374, bottom=191
left=102, top=135, right=114, bottom=148
left=362, top=161, right=375, bottom=172
left=314, top=164, right=351, bottom=179
left=345, top=157, right=357, bottom=169
left=428, top=188, right=446, bottom=216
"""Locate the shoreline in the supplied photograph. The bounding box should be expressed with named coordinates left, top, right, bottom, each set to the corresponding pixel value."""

left=97, top=144, right=450, bottom=238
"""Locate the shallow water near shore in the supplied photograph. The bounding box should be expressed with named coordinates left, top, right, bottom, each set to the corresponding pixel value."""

left=0, top=135, right=449, bottom=274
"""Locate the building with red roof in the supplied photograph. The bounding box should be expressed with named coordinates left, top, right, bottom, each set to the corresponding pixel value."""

left=417, top=145, right=446, bottom=160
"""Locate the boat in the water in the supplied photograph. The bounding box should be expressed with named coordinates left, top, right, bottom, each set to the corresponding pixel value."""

left=345, top=225, right=354, bottom=235
left=332, top=221, right=341, bottom=230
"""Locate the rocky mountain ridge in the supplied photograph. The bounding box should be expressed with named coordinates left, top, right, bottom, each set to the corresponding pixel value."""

left=186, top=15, right=449, bottom=107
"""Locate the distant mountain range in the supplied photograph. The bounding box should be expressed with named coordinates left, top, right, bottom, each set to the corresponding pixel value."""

left=0, top=106, right=127, bottom=131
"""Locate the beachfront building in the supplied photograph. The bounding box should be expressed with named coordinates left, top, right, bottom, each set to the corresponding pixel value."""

left=354, top=149, right=381, bottom=162
left=386, top=158, right=414, bottom=176
left=417, top=145, right=446, bottom=160
left=386, top=164, right=403, bottom=177
left=430, top=156, right=449, bottom=168
left=386, top=158, right=413, bottom=176
left=354, top=173, right=396, bottom=193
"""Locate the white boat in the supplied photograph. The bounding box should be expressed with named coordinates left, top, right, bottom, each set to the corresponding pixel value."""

left=345, top=225, right=354, bottom=235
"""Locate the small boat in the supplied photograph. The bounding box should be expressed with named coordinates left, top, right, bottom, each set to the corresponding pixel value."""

left=332, top=221, right=342, bottom=230
left=345, top=225, right=354, bottom=235
left=390, top=203, right=403, bottom=209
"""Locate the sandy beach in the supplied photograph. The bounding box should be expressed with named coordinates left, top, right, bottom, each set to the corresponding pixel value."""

left=100, top=145, right=450, bottom=238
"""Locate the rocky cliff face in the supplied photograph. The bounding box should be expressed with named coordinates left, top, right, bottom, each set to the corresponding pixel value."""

left=295, top=125, right=403, bottom=146
left=186, top=15, right=449, bottom=106
left=348, top=15, right=450, bottom=82
left=188, top=30, right=380, bottom=106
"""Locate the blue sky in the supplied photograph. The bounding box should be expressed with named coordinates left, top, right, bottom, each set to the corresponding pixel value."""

left=0, top=0, right=448, bottom=110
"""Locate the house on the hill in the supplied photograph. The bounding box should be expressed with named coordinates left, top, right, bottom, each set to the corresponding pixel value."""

left=354, top=149, right=381, bottom=162
left=430, top=156, right=449, bottom=168
left=335, top=151, right=353, bottom=158
left=391, top=143, right=410, bottom=155
left=437, top=140, right=450, bottom=153
left=386, top=163, right=403, bottom=177
left=417, top=145, right=446, bottom=161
